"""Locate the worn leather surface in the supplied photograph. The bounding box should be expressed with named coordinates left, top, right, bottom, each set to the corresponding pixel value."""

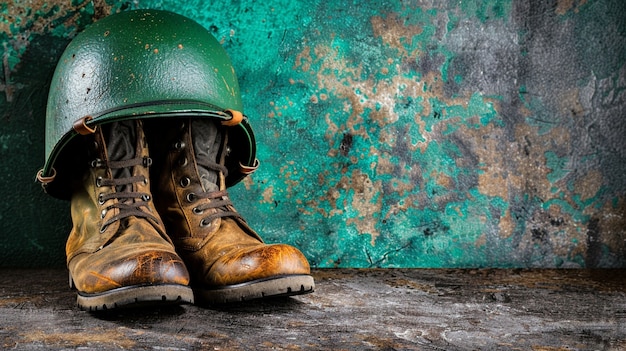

left=150, top=119, right=311, bottom=287
left=66, top=121, right=190, bottom=294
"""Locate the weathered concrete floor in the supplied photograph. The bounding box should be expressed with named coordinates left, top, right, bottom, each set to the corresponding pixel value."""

left=0, top=269, right=624, bottom=350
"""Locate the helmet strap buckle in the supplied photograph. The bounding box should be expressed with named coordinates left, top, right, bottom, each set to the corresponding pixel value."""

left=239, top=158, right=260, bottom=175
left=36, top=168, right=57, bottom=184
left=221, top=110, right=243, bottom=126
left=73, top=115, right=97, bottom=135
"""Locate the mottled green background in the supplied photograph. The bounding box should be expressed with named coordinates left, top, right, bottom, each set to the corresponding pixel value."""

left=1, top=0, right=625, bottom=268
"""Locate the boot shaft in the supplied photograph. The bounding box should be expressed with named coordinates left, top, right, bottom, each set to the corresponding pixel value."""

left=67, top=120, right=166, bottom=261
left=147, top=119, right=262, bottom=244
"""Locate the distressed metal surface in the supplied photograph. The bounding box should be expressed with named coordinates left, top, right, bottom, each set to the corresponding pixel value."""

left=1, top=1, right=625, bottom=267
left=1, top=268, right=625, bottom=350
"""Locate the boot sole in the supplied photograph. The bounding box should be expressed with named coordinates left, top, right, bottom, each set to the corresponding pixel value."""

left=196, top=274, right=315, bottom=304
left=76, top=284, right=194, bottom=312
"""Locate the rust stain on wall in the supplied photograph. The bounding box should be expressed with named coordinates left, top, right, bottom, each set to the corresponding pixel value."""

left=370, top=13, right=423, bottom=57
left=1, top=0, right=113, bottom=35
left=575, top=170, right=603, bottom=203
left=556, top=0, right=588, bottom=15
left=511, top=123, right=568, bottom=200
left=343, top=170, right=383, bottom=245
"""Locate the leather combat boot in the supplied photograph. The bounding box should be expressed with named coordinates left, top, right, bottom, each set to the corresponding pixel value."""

left=148, top=119, right=314, bottom=304
left=66, top=120, right=194, bottom=311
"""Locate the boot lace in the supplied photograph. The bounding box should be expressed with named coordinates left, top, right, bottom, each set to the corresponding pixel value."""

left=94, top=156, right=159, bottom=232
left=186, top=155, right=242, bottom=227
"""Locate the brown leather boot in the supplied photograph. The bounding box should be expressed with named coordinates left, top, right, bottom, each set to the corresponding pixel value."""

left=66, top=120, right=193, bottom=311
left=148, top=119, right=314, bottom=304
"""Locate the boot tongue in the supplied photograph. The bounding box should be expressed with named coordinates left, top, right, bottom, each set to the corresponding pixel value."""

left=191, top=120, right=222, bottom=193
left=104, top=121, right=137, bottom=195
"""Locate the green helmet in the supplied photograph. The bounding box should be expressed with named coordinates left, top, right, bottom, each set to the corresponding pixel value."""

left=37, top=9, right=258, bottom=199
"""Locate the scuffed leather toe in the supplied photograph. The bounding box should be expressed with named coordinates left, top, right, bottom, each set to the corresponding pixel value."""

left=205, top=244, right=311, bottom=287
left=71, top=249, right=190, bottom=294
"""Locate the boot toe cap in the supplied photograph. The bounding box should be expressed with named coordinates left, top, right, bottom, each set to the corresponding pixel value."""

left=72, top=251, right=190, bottom=294
left=205, top=244, right=311, bottom=287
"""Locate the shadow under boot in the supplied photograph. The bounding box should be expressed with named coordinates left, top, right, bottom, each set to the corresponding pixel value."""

left=149, top=119, right=314, bottom=304
left=66, top=120, right=193, bottom=311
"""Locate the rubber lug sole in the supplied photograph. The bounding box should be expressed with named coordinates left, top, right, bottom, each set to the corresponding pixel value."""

left=76, top=284, right=194, bottom=312
left=197, top=274, right=315, bottom=304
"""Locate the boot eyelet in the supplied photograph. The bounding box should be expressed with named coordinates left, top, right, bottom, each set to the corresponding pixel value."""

left=91, top=158, right=103, bottom=168
left=96, top=176, right=103, bottom=187
left=143, top=178, right=149, bottom=185
left=142, top=194, right=151, bottom=201
left=186, top=192, right=195, bottom=202
left=200, top=218, right=210, bottom=227
left=99, top=225, right=108, bottom=233
left=178, top=157, right=188, bottom=167
left=100, top=209, right=107, bottom=219
left=192, top=207, right=204, bottom=215
left=180, top=177, right=191, bottom=187
left=98, top=193, right=105, bottom=205
left=173, top=141, right=186, bottom=150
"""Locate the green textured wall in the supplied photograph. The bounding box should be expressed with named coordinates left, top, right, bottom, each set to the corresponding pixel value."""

left=1, top=0, right=625, bottom=268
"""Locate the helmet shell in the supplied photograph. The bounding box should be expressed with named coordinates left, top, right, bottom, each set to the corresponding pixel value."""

left=39, top=10, right=256, bottom=199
